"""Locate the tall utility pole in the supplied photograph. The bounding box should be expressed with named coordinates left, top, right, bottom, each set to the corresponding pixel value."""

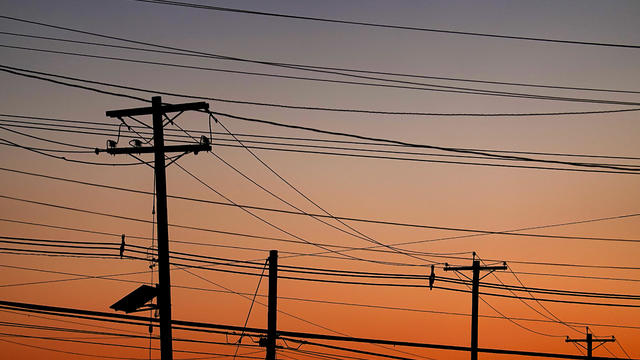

left=98, top=96, right=210, bottom=360
left=444, top=253, right=507, bottom=360
left=266, top=250, right=278, bottom=360
left=565, top=327, right=615, bottom=359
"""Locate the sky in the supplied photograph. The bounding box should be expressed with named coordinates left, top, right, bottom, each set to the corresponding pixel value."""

left=0, top=0, right=639, bottom=359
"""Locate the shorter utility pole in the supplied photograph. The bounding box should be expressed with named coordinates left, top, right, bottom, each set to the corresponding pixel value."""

left=565, top=327, right=615, bottom=359
left=266, top=250, right=278, bottom=360
left=444, top=252, right=507, bottom=360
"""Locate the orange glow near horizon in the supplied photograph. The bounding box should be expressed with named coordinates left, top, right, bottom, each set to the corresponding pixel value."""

left=1, top=1, right=639, bottom=360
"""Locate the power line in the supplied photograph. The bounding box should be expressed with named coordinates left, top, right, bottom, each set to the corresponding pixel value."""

left=4, top=120, right=639, bottom=174
left=3, top=112, right=640, bottom=161
left=3, top=187, right=640, bottom=246
left=2, top=171, right=640, bottom=244
left=6, top=43, right=640, bottom=108
left=2, top=16, right=640, bottom=111
left=4, top=263, right=640, bottom=332
left=4, top=214, right=640, bottom=282
left=208, top=111, right=640, bottom=173
left=130, top=0, right=640, bottom=49
left=3, top=31, right=640, bottom=97
left=185, top=118, right=435, bottom=266
left=1, top=63, right=639, bottom=174
left=4, top=236, right=640, bottom=303
left=0, top=299, right=636, bottom=360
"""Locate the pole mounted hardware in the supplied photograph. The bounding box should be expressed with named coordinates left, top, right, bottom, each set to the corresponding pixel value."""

left=98, top=96, right=210, bottom=360
left=566, top=326, right=615, bottom=359
left=444, top=252, right=507, bottom=360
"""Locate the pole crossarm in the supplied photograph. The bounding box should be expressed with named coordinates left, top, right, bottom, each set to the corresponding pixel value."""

left=565, top=327, right=616, bottom=359
left=444, top=264, right=507, bottom=271
left=105, top=102, right=209, bottom=118
left=96, top=144, right=211, bottom=155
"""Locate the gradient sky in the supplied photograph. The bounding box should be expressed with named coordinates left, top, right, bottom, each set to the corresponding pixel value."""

left=0, top=1, right=639, bottom=359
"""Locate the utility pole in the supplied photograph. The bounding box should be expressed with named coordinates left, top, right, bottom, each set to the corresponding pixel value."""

left=444, top=252, right=507, bottom=360
left=565, top=327, right=615, bottom=359
left=98, top=96, right=210, bottom=360
left=266, top=250, right=278, bottom=360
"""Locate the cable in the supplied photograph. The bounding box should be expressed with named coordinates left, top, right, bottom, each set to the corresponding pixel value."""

left=2, top=64, right=639, bottom=174
left=5, top=215, right=640, bottom=283
left=233, top=259, right=267, bottom=360
left=4, top=240, right=640, bottom=303
left=3, top=31, right=640, bottom=97
left=2, top=166, right=639, bottom=268
left=130, top=0, right=640, bottom=49
left=7, top=43, right=640, bottom=108
left=4, top=120, right=639, bottom=173
left=0, top=299, right=635, bottom=360
left=0, top=337, right=153, bottom=360
left=181, top=116, right=435, bottom=266
left=4, top=262, right=640, bottom=332
left=617, top=341, right=632, bottom=359
left=2, top=176, right=640, bottom=244
left=4, top=113, right=640, bottom=161
left=208, top=111, right=640, bottom=172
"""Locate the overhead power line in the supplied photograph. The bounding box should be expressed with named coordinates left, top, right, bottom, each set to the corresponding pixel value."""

left=5, top=43, right=640, bottom=108
left=1, top=31, right=639, bottom=96
left=2, top=178, right=640, bottom=244
left=4, top=120, right=639, bottom=174
left=1, top=64, right=638, bottom=175
left=3, top=215, right=640, bottom=279
left=0, top=299, right=634, bottom=360
left=207, top=111, right=640, bottom=173
left=1, top=112, right=639, bottom=160
left=4, top=263, right=640, bottom=331
left=130, top=0, right=640, bottom=49
left=2, top=15, right=640, bottom=110
left=5, top=237, right=640, bottom=303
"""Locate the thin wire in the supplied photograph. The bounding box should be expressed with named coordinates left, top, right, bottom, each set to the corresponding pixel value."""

left=129, top=0, right=640, bottom=49
left=174, top=118, right=434, bottom=266
left=452, top=271, right=563, bottom=338
left=2, top=64, right=640, bottom=175
left=2, top=183, right=640, bottom=244
left=3, top=31, right=640, bottom=97
left=7, top=43, right=640, bottom=107
left=3, top=113, right=639, bottom=161
left=233, top=258, right=268, bottom=360
left=208, top=111, right=640, bottom=173
left=4, top=119, right=639, bottom=173
left=483, top=256, right=583, bottom=335
left=507, top=265, right=585, bottom=334
left=617, top=341, right=632, bottom=359
left=215, top=118, right=436, bottom=264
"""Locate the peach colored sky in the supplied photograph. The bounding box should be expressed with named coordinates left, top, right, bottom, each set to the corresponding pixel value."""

left=0, top=1, right=639, bottom=359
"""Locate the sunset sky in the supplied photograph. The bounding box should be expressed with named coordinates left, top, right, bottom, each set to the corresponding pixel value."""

left=0, top=1, right=639, bottom=359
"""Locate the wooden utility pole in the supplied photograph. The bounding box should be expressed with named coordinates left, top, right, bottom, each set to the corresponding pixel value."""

left=266, top=250, right=278, bottom=360
left=444, top=253, right=507, bottom=360
left=566, top=327, right=615, bottom=359
left=99, top=96, right=210, bottom=360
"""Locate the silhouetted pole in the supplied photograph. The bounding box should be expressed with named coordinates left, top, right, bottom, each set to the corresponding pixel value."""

left=444, top=253, right=507, bottom=360
left=266, top=250, right=278, bottom=360
left=100, top=96, right=210, bottom=360
left=565, top=327, right=615, bottom=359
left=151, top=96, right=173, bottom=360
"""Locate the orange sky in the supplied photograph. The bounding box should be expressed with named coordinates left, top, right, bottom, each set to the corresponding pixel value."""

left=0, top=1, right=639, bottom=359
